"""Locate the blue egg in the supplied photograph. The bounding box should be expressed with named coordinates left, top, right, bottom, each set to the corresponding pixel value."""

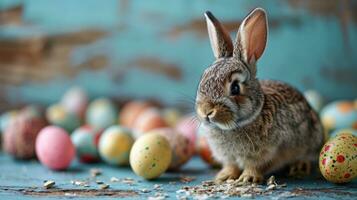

left=320, top=101, right=357, bottom=132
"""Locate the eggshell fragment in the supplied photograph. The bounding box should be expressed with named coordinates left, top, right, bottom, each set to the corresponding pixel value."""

left=99, top=125, right=134, bottom=166
left=36, top=126, right=75, bottom=170
left=319, top=133, right=357, bottom=183
left=148, top=128, right=194, bottom=170
left=86, top=98, right=117, bottom=130
left=130, top=133, right=172, bottom=179
left=71, top=125, right=102, bottom=163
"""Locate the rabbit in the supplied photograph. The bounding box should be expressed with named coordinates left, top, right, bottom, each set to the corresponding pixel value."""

left=195, top=8, right=324, bottom=184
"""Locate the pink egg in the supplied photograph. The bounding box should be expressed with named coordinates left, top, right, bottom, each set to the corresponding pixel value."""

left=176, top=115, right=199, bottom=153
left=36, top=126, right=75, bottom=170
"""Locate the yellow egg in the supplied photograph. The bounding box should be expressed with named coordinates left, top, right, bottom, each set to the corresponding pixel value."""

left=98, top=125, right=134, bottom=166
left=130, top=133, right=172, bottom=179
left=319, top=133, right=357, bottom=183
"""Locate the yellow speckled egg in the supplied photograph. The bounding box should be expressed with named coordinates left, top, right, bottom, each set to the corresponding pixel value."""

left=99, top=125, right=134, bottom=166
left=147, top=128, right=194, bottom=170
left=130, top=133, right=172, bottom=179
left=319, top=133, right=357, bottom=183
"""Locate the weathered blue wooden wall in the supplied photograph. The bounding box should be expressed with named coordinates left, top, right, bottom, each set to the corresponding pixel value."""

left=0, top=0, right=356, bottom=110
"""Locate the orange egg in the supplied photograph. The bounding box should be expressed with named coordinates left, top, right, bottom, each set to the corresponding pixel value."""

left=133, top=108, right=168, bottom=138
left=119, top=101, right=154, bottom=128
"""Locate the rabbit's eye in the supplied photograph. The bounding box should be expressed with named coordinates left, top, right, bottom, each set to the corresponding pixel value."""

left=230, top=80, right=240, bottom=96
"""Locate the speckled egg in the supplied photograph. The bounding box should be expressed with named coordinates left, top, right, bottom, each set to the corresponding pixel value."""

left=176, top=115, right=199, bottom=153
left=46, top=104, right=80, bottom=133
left=71, top=125, right=102, bottom=163
left=148, top=128, right=194, bottom=170
left=330, top=128, right=357, bottom=138
left=320, top=101, right=357, bottom=132
left=3, top=107, right=47, bottom=159
left=86, top=98, right=117, bottom=130
left=319, top=133, right=357, bottom=183
left=303, top=90, right=324, bottom=112
left=61, top=86, right=88, bottom=119
left=130, top=133, right=172, bottom=179
left=162, top=108, right=182, bottom=127
left=99, top=125, right=134, bottom=166
left=119, top=101, right=154, bottom=128
left=196, top=125, right=221, bottom=167
left=36, top=126, right=75, bottom=170
left=133, top=108, right=168, bottom=138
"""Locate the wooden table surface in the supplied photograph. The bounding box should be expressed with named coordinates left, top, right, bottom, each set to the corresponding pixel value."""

left=0, top=152, right=356, bottom=199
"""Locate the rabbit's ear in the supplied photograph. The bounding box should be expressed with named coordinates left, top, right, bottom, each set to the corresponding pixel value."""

left=234, top=8, right=267, bottom=65
left=204, top=11, right=233, bottom=59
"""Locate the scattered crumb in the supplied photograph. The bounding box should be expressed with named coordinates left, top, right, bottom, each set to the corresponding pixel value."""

left=110, top=177, right=119, bottom=182
left=99, top=184, right=110, bottom=189
left=70, top=180, right=90, bottom=187
left=176, top=178, right=287, bottom=199
left=90, top=168, right=102, bottom=177
left=154, top=184, right=162, bottom=190
left=96, top=180, right=104, bottom=184
left=141, top=188, right=150, bottom=193
left=180, top=176, right=196, bottom=183
left=43, top=180, right=55, bottom=189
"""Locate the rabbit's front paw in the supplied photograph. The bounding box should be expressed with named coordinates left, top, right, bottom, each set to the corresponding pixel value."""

left=288, top=160, right=311, bottom=177
left=215, top=164, right=241, bottom=183
left=237, top=168, right=263, bottom=184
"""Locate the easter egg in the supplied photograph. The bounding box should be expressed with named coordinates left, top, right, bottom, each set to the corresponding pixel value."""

left=133, top=108, right=168, bottom=138
left=46, top=104, right=80, bottom=133
left=130, top=133, right=172, bottom=179
left=0, top=110, right=18, bottom=133
left=148, top=128, right=194, bottom=170
left=119, top=101, right=154, bottom=128
left=71, top=125, right=102, bottom=163
left=330, top=128, right=357, bottom=138
left=319, top=133, right=357, bottom=183
left=36, top=126, right=75, bottom=170
left=176, top=115, right=199, bottom=154
left=99, top=125, right=134, bottom=166
left=162, top=108, right=182, bottom=127
left=196, top=125, right=220, bottom=167
left=320, top=101, right=357, bottom=132
left=3, top=107, right=47, bottom=159
left=86, top=98, right=117, bottom=130
left=61, top=86, right=88, bottom=119
left=303, top=90, right=324, bottom=112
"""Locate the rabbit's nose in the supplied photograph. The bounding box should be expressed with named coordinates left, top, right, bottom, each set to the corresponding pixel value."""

left=205, top=109, right=216, bottom=121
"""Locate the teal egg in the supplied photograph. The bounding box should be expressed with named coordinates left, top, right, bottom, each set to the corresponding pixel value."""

left=303, top=90, right=324, bottom=112
left=71, top=125, right=102, bottom=163
left=46, top=104, right=81, bottom=133
left=320, top=101, right=357, bottom=132
left=86, top=98, right=117, bottom=130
